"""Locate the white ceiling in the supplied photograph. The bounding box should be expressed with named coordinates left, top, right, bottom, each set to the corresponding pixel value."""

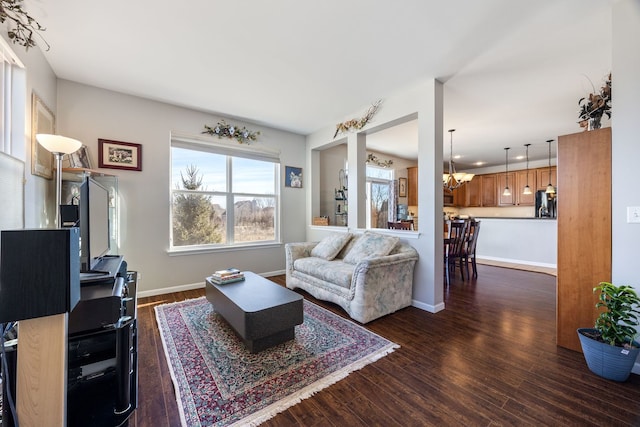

left=27, top=0, right=613, bottom=168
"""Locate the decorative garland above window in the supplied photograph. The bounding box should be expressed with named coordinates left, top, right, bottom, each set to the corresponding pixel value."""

left=202, top=120, right=260, bottom=144
left=333, top=99, right=382, bottom=139
left=366, top=153, right=393, bottom=168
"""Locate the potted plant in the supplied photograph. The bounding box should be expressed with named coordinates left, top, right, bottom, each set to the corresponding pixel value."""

left=577, top=73, right=611, bottom=131
left=577, top=281, right=640, bottom=381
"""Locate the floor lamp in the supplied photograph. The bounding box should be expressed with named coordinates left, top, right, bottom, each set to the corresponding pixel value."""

left=36, top=134, right=82, bottom=227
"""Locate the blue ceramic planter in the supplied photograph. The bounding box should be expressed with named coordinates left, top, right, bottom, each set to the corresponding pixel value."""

left=577, top=328, right=640, bottom=382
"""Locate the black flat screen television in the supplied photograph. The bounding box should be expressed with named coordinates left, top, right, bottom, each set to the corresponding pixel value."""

left=79, top=177, right=111, bottom=272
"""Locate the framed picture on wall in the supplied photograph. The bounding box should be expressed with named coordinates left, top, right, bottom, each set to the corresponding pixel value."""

left=285, top=166, right=302, bottom=188
left=68, top=145, right=92, bottom=169
left=31, top=92, right=55, bottom=179
left=399, top=177, right=407, bottom=197
left=98, top=139, right=142, bottom=171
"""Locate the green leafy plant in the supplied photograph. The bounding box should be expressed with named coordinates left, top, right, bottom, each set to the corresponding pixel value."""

left=593, top=281, right=640, bottom=347
left=0, top=0, right=49, bottom=50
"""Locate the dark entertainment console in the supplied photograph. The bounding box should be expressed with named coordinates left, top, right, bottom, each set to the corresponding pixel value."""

left=1, top=256, right=138, bottom=427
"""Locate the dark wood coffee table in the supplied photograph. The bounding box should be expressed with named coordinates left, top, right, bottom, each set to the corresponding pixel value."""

left=205, top=271, right=303, bottom=353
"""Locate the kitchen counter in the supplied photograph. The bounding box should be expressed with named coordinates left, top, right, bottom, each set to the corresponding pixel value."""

left=473, top=217, right=557, bottom=268
left=473, top=216, right=556, bottom=220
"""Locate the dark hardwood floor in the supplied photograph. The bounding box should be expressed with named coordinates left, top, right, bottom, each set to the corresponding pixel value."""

left=130, top=266, right=640, bottom=426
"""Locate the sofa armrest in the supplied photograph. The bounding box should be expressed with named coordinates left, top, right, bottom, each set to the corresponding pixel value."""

left=285, top=242, right=318, bottom=274
left=348, top=249, right=419, bottom=323
left=285, top=242, right=317, bottom=262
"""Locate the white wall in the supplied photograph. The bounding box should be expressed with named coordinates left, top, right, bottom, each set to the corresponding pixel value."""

left=56, top=80, right=307, bottom=294
left=307, top=79, right=446, bottom=313
left=0, top=28, right=58, bottom=229
left=611, top=0, right=640, bottom=286
left=611, top=0, right=640, bottom=374
left=474, top=218, right=557, bottom=267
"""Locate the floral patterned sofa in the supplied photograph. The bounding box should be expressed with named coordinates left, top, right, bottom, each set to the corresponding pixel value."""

left=285, top=231, right=419, bottom=323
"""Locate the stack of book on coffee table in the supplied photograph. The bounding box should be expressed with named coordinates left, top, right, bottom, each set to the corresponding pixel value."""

left=210, top=268, right=245, bottom=284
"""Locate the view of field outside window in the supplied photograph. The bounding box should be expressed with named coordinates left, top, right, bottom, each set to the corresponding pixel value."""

left=171, top=146, right=277, bottom=248
left=366, top=166, right=394, bottom=229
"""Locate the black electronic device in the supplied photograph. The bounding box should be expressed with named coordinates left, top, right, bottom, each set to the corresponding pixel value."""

left=78, top=177, right=111, bottom=273
left=0, top=228, right=80, bottom=323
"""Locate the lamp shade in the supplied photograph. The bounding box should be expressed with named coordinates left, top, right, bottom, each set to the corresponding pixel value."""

left=36, top=134, right=82, bottom=154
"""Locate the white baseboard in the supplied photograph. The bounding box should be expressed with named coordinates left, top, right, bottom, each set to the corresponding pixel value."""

left=477, top=255, right=556, bottom=269
left=412, top=299, right=445, bottom=313
left=137, top=270, right=286, bottom=298
left=137, top=281, right=204, bottom=298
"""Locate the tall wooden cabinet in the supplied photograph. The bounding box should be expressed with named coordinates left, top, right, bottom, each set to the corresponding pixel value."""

left=556, top=127, right=611, bottom=352
left=407, top=167, right=418, bottom=206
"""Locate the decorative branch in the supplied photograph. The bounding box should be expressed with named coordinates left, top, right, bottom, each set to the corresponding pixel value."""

left=202, top=120, right=260, bottom=144
left=366, top=153, right=393, bottom=168
left=0, top=0, right=49, bottom=51
left=334, top=99, right=382, bottom=138
left=578, top=73, right=611, bottom=129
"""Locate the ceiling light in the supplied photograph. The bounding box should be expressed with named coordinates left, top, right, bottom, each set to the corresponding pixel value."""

left=523, top=143, right=532, bottom=195
left=502, top=147, right=511, bottom=197
left=443, top=129, right=474, bottom=192
left=545, top=139, right=556, bottom=194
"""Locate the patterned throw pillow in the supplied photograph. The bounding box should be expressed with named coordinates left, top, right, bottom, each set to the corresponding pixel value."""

left=343, top=231, right=399, bottom=264
left=310, top=233, right=353, bottom=261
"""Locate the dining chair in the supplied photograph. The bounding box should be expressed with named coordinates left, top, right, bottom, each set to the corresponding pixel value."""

left=463, top=220, right=481, bottom=279
left=388, top=221, right=413, bottom=230
left=444, top=219, right=469, bottom=286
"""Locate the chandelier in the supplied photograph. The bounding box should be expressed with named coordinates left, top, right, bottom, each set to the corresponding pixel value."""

left=443, top=129, right=474, bottom=191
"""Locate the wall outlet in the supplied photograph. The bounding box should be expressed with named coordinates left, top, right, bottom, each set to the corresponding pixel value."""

left=627, top=207, right=640, bottom=223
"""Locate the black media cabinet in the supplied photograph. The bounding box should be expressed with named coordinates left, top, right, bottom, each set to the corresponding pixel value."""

left=67, top=262, right=138, bottom=427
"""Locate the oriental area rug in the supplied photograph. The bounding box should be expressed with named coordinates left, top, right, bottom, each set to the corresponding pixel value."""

left=155, top=296, right=398, bottom=427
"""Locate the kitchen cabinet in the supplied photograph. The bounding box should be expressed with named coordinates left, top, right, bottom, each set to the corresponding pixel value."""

left=481, top=174, right=497, bottom=207
left=498, top=170, right=536, bottom=206
left=407, top=166, right=418, bottom=206
left=453, top=186, right=466, bottom=207
left=498, top=172, right=516, bottom=206
left=537, top=166, right=557, bottom=191
left=463, top=177, right=481, bottom=207
left=516, top=170, right=536, bottom=206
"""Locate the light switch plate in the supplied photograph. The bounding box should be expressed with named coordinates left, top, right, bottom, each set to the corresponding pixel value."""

left=627, top=207, right=640, bottom=223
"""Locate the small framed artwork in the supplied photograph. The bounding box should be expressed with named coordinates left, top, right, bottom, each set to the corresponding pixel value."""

left=68, top=145, right=92, bottom=169
left=98, top=139, right=142, bottom=171
left=285, top=166, right=302, bottom=188
left=399, top=177, right=407, bottom=197
left=31, top=92, right=55, bottom=179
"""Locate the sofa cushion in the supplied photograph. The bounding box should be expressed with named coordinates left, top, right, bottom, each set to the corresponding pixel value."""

left=310, top=232, right=352, bottom=261
left=343, top=231, right=399, bottom=265
left=293, top=258, right=354, bottom=289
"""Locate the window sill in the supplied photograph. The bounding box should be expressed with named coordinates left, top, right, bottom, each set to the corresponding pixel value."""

left=167, top=241, right=282, bottom=256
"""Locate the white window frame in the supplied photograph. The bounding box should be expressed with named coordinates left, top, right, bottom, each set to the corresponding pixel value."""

left=169, top=132, right=281, bottom=253
left=365, top=165, right=394, bottom=229
left=0, top=37, right=26, bottom=157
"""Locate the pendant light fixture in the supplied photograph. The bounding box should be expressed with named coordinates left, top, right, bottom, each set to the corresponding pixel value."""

left=545, top=139, right=556, bottom=194
left=502, top=147, right=511, bottom=197
left=443, top=129, right=474, bottom=191
left=523, top=143, right=532, bottom=195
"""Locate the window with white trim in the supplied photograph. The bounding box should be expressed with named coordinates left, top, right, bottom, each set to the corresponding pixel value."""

left=1, top=38, right=26, bottom=156
left=366, top=165, right=394, bottom=229
left=170, top=135, right=280, bottom=250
